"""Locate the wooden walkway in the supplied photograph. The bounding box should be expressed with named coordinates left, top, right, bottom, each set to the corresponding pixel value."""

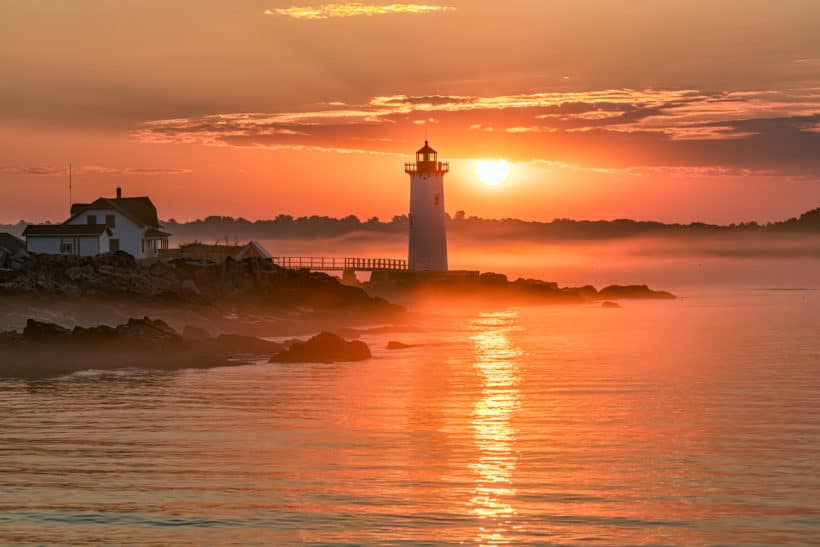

left=271, top=257, right=407, bottom=272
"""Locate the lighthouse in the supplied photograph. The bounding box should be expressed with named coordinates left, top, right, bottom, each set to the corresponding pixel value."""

left=405, top=141, right=449, bottom=271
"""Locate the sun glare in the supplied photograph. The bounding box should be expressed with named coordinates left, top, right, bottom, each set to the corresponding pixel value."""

left=475, top=159, right=510, bottom=185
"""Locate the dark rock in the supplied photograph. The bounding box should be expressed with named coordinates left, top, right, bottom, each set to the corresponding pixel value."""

left=72, top=324, right=118, bottom=340
left=270, top=332, right=371, bottom=363
left=114, top=317, right=181, bottom=345
left=0, top=268, right=19, bottom=282
left=598, top=285, right=676, bottom=300
left=601, top=301, right=621, bottom=309
left=0, top=329, right=22, bottom=344
left=386, top=341, right=417, bottom=350
left=0, top=251, right=401, bottom=315
left=65, top=266, right=84, bottom=281
left=23, top=319, right=72, bottom=339
left=567, top=285, right=598, bottom=299
left=149, top=261, right=172, bottom=278
left=479, top=272, right=508, bottom=285
left=0, top=316, right=231, bottom=378
left=514, top=278, right=559, bottom=290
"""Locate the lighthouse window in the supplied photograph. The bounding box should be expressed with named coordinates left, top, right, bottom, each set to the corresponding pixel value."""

left=434, top=193, right=440, bottom=206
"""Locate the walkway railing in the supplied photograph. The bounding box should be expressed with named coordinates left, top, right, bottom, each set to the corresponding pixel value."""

left=272, top=257, right=408, bottom=272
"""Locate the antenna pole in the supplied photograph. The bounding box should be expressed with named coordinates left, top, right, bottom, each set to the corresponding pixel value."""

left=69, top=163, right=72, bottom=214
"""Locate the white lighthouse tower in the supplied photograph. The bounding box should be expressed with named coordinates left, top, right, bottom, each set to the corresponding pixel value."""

left=405, top=141, right=449, bottom=271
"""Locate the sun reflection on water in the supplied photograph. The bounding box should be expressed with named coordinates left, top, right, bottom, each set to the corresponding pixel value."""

left=469, top=310, right=524, bottom=544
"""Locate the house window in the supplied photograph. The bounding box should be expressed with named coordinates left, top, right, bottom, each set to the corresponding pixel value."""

left=106, top=214, right=116, bottom=228
left=110, top=239, right=120, bottom=252
left=60, top=242, right=74, bottom=254
left=434, top=193, right=440, bottom=206
left=87, top=214, right=97, bottom=225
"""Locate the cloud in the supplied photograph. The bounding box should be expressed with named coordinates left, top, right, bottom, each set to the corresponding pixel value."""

left=133, top=87, right=820, bottom=176
left=0, top=166, right=192, bottom=176
left=265, top=3, right=454, bottom=20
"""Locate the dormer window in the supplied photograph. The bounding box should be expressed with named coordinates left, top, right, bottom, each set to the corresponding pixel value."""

left=87, top=214, right=97, bottom=225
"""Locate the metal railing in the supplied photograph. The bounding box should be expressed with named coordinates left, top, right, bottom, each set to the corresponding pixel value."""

left=272, top=257, right=408, bottom=272
left=404, top=161, right=449, bottom=174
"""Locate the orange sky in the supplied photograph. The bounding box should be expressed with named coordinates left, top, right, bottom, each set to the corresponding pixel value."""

left=2, top=0, right=820, bottom=224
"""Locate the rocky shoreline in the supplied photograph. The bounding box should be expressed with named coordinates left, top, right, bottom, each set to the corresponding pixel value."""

left=365, top=271, right=676, bottom=304
left=0, top=317, right=374, bottom=378
left=0, top=250, right=399, bottom=311
left=0, top=250, right=677, bottom=378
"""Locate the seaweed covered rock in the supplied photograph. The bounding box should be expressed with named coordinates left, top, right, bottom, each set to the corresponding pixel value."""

left=270, top=332, right=371, bottom=363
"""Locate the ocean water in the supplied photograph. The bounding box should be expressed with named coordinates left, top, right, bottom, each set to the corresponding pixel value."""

left=1, top=289, right=818, bottom=545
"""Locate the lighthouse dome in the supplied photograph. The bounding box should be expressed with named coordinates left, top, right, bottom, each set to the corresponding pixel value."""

left=416, top=140, right=437, bottom=163
left=417, top=140, right=436, bottom=154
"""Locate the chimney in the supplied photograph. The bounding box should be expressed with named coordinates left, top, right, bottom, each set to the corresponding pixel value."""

left=116, top=187, right=122, bottom=200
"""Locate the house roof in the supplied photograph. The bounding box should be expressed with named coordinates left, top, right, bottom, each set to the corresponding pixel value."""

left=235, top=240, right=272, bottom=260
left=68, top=196, right=160, bottom=228
left=23, top=224, right=111, bottom=237
left=0, top=232, right=25, bottom=252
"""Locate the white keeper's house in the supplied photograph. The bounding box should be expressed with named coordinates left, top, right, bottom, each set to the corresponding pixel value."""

left=23, top=187, right=171, bottom=259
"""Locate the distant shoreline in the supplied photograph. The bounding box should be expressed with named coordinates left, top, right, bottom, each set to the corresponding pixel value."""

left=3, top=208, right=818, bottom=243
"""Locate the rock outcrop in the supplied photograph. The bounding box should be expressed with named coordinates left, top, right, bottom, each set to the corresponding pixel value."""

left=0, top=317, right=284, bottom=378
left=386, top=341, right=417, bottom=350
left=0, top=251, right=400, bottom=314
left=598, top=285, right=675, bottom=300
left=270, top=332, right=371, bottom=363
left=366, top=271, right=676, bottom=304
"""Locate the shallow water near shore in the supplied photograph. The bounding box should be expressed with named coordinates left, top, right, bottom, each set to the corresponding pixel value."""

left=1, top=287, right=818, bottom=545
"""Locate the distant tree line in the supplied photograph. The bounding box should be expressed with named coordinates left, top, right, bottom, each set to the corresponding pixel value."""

left=3, top=208, right=818, bottom=243
left=160, top=208, right=820, bottom=243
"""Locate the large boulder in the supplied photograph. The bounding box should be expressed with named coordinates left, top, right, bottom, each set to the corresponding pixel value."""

left=270, top=332, right=371, bottom=363
left=114, top=317, right=182, bottom=345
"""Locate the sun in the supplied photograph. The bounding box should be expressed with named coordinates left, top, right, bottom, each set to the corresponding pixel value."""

left=475, top=159, right=510, bottom=185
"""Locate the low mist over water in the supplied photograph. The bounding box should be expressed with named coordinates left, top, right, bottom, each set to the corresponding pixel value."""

left=250, top=232, right=820, bottom=290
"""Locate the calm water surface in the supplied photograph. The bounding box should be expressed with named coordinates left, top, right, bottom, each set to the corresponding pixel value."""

left=1, top=290, right=818, bottom=545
